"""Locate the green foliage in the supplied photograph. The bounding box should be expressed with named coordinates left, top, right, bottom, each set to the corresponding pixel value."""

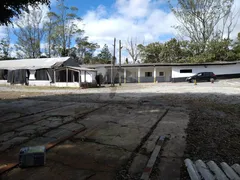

left=139, top=38, right=239, bottom=63
left=75, top=36, right=99, bottom=64
left=48, top=0, right=83, bottom=57
left=0, top=39, right=10, bottom=59
left=0, top=0, right=50, bottom=25
left=96, top=44, right=112, bottom=64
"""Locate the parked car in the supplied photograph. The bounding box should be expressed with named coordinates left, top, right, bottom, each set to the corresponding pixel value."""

left=186, top=72, right=217, bottom=83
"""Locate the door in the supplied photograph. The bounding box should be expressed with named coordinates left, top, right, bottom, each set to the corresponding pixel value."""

left=203, top=72, right=210, bottom=81
left=196, top=73, right=203, bottom=81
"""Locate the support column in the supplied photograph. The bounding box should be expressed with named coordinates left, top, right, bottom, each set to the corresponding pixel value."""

left=124, top=68, right=127, bottom=83
left=66, top=69, right=68, bottom=86
left=154, top=67, right=156, bottom=83
left=84, top=71, right=87, bottom=83
left=78, top=71, right=81, bottom=87
left=29, top=70, right=36, bottom=80
left=53, top=70, right=56, bottom=83
left=72, top=71, right=75, bottom=82
left=138, top=68, right=141, bottom=83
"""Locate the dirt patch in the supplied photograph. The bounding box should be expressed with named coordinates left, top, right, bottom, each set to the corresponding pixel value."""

left=181, top=102, right=240, bottom=179
left=0, top=91, right=50, bottom=100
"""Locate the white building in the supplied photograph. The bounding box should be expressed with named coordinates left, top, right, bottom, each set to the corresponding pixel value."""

left=83, top=61, right=240, bottom=83
left=0, top=57, right=97, bottom=87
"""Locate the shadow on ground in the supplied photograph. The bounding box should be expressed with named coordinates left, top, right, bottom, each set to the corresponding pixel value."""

left=0, top=91, right=240, bottom=180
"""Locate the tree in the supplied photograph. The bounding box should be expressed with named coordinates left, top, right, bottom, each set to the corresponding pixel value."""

left=96, top=44, right=112, bottom=64
left=75, top=36, right=99, bottom=63
left=126, top=37, right=141, bottom=64
left=0, top=27, right=11, bottom=59
left=169, top=0, right=237, bottom=52
left=139, top=42, right=164, bottom=63
left=162, top=38, right=182, bottom=63
left=0, top=0, right=50, bottom=25
left=48, top=0, right=83, bottom=57
left=14, top=8, right=44, bottom=58
left=43, top=12, right=59, bottom=58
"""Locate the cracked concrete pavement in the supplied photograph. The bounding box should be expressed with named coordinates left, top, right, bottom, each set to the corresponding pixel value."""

left=1, top=80, right=239, bottom=180
left=0, top=94, right=188, bottom=180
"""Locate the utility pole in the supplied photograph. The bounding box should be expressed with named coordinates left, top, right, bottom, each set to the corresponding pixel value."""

left=119, top=40, right=123, bottom=86
left=111, top=38, right=116, bottom=87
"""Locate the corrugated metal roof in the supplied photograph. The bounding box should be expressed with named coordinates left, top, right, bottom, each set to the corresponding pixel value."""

left=185, top=158, right=240, bottom=180
left=0, top=57, right=71, bottom=70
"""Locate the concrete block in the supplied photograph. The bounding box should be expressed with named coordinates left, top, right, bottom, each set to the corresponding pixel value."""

left=207, top=161, right=228, bottom=180
left=221, top=162, right=240, bottom=180
left=195, top=160, right=214, bottom=180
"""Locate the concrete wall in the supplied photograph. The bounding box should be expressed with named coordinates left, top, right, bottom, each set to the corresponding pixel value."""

left=172, top=63, right=240, bottom=79
left=0, top=80, right=8, bottom=85
left=126, top=67, right=172, bottom=83
left=29, top=81, right=51, bottom=86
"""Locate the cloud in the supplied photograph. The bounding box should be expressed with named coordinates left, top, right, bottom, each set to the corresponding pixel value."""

left=0, top=26, right=7, bottom=39
left=79, top=0, right=178, bottom=63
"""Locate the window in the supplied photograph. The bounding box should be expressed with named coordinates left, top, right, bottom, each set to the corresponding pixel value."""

left=145, top=72, right=152, bottom=77
left=159, top=72, right=164, bottom=76
left=180, top=69, right=192, bottom=73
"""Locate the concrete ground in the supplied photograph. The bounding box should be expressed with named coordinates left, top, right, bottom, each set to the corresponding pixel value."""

left=0, top=79, right=240, bottom=180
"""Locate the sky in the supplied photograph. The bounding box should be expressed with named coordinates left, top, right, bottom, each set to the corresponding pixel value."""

left=1, top=0, right=240, bottom=59
left=0, top=0, right=179, bottom=53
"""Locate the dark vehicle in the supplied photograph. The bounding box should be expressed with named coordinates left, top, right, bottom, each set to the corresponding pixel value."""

left=186, top=72, right=217, bottom=83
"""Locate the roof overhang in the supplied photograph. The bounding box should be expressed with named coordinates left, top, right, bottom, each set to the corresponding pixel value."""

left=0, top=57, right=71, bottom=70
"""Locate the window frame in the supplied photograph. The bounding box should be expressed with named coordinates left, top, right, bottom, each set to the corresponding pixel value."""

left=180, top=69, right=193, bottom=73
left=145, top=72, right=153, bottom=77
left=159, top=72, right=164, bottom=76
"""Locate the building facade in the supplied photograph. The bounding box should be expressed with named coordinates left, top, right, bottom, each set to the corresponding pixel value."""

left=83, top=61, right=240, bottom=84
left=0, top=57, right=97, bottom=87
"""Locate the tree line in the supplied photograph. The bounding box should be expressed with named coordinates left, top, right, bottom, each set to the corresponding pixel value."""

left=0, top=0, right=113, bottom=64
left=1, top=0, right=240, bottom=64
left=137, top=36, right=240, bottom=63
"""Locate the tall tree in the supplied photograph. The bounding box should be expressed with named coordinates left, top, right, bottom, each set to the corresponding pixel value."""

left=43, top=12, right=58, bottom=58
left=126, top=37, right=141, bottom=64
left=49, top=0, right=83, bottom=57
left=0, top=27, right=11, bottom=59
left=169, top=0, right=236, bottom=52
left=162, top=38, right=182, bottom=63
left=0, top=0, right=50, bottom=25
left=14, top=8, right=44, bottom=58
left=97, top=44, right=112, bottom=64
left=75, top=36, right=99, bottom=63
left=138, top=42, right=164, bottom=63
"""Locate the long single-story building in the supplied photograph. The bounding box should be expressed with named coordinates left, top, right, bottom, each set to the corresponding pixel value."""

left=0, top=57, right=97, bottom=87
left=83, top=61, right=240, bottom=83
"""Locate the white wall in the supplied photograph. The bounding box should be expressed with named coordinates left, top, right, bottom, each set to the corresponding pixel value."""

left=172, top=63, right=240, bottom=78
left=140, top=67, right=153, bottom=77
left=156, top=67, right=172, bottom=81
left=0, top=80, right=9, bottom=85
left=125, top=68, right=137, bottom=78
left=29, top=81, right=51, bottom=86
left=81, top=71, right=97, bottom=83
